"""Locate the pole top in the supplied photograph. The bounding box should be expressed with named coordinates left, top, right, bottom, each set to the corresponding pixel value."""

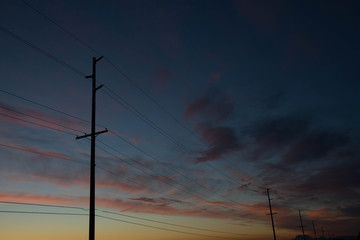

left=96, top=56, right=104, bottom=62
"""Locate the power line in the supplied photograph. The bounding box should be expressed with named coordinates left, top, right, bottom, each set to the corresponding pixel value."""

left=0, top=210, right=87, bottom=216
left=0, top=104, right=84, bottom=134
left=92, top=142, right=213, bottom=214
left=1, top=87, right=239, bottom=210
left=16, top=0, right=252, bottom=192
left=0, top=13, right=254, bottom=235
left=1, top=89, right=243, bottom=213
left=19, top=0, right=102, bottom=56
left=96, top=214, right=239, bottom=239
left=94, top=139, right=213, bottom=203
left=0, top=210, right=237, bottom=239
left=0, top=15, right=255, bottom=217
left=0, top=142, right=89, bottom=165
left=108, top=131, right=242, bottom=207
left=100, top=209, right=245, bottom=236
left=0, top=112, right=75, bottom=135
left=0, top=25, right=86, bottom=77
left=0, top=200, right=87, bottom=211
left=101, top=87, right=190, bottom=152
left=0, top=139, right=246, bottom=237
left=0, top=200, right=243, bottom=237
left=0, top=89, right=105, bottom=128
left=1, top=12, right=255, bottom=198
left=94, top=139, right=258, bottom=225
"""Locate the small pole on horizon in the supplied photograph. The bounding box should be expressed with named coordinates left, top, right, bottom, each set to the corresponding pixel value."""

left=312, top=220, right=318, bottom=240
left=299, top=210, right=306, bottom=240
left=266, top=188, right=277, bottom=240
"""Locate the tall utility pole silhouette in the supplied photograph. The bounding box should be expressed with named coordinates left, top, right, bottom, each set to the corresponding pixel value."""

left=76, top=56, right=107, bottom=240
left=312, top=220, right=318, bottom=240
left=266, top=188, right=277, bottom=240
left=299, top=210, right=306, bottom=240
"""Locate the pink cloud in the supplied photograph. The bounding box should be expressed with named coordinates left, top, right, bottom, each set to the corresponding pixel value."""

left=0, top=192, right=86, bottom=206
left=184, top=91, right=235, bottom=122
left=0, top=102, right=89, bottom=135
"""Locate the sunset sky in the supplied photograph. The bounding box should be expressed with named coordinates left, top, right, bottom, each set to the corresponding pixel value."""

left=0, top=0, right=359, bottom=240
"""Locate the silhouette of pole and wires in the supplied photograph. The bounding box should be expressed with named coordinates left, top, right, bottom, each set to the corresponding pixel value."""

left=299, top=210, right=306, bottom=240
left=312, top=220, right=318, bottom=240
left=266, top=188, right=277, bottom=240
left=76, top=57, right=107, bottom=240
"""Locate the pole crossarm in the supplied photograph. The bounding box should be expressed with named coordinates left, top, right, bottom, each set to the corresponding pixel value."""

left=76, top=128, right=108, bottom=139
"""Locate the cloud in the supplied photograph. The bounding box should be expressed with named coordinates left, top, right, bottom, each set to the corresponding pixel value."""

left=184, top=90, right=235, bottom=123
left=196, top=126, right=241, bottom=163
left=0, top=192, right=87, bottom=206
left=282, top=130, right=350, bottom=163
left=130, top=197, right=158, bottom=204
left=251, top=116, right=309, bottom=150
left=0, top=101, right=89, bottom=134
left=129, top=197, right=182, bottom=207
left=295, top=163, right=360, bottom=198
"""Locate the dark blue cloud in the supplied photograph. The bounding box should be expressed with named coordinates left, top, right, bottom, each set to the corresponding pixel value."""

left=282, top=130, right=350, bottom=164
left=184, top=90, right=235, bottom=123
left=196, top=126, right=241, bottom=163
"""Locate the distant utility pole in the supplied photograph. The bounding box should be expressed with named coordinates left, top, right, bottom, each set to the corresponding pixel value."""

left=76, top=56, right=107, bottom=240
left=266, top=188, right=277, bottom=240
left=312, top=220, right=318, bottom=240
left=299, top=210, right=306, bottom=240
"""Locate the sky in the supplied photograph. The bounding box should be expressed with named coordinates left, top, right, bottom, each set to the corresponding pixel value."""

left=0, top=0, right=359, bottom=240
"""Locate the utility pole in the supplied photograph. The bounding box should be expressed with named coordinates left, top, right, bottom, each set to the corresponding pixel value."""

left=312, top=220, right=318, bottom=240
left=266, top=188, right=277, bottom=240
left=299, top=210, right=306, bottom=240
left=76, top=56, right=107, bottom=240
left=321, top=227, right=325, bottom=240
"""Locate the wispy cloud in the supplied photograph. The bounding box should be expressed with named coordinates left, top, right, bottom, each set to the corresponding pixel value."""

left=196, top=126, right=241, bottom=163
left=184, top=90, right=235, bottom=123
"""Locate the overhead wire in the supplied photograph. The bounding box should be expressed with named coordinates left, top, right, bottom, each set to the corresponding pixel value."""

left=0, top=209, right=239, bottom=239
left=99, top=209, right=244, bottom=236
left=96, top=214, right=239, bottom=239
left=108, top=131, right=244, bottom=205
left=1, top=3, right=260, bottom=200
left=0, top=200, right=243, bottom=237
left=93, top=139, right=212, bottom=213
left=0, top=200, right=87, bottom=211
left=0, top=25, right=249, bottom=236
left=0, top=210, right=88, bottom=216
left=93, top=139, right=216, bottom=204
left=0, top=104, right=84, bottom=134
left=16, top=0, right=255, bottom=191
left=1, top=137, right=245, bottom=235
left=0, top=89, right=105, bottom=129
left=0, top=4, right=261, bottom=225
left=0, top=112, right=76, bottom=136
left=0, top=25, right=86, bottom=78
left=0, top=88, right=240, bottom=209
left=0, top=142, right=89, bottom=165
left=0, top=90, right=244, bottom=213
left=94, top=139, right=255, bottom=220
